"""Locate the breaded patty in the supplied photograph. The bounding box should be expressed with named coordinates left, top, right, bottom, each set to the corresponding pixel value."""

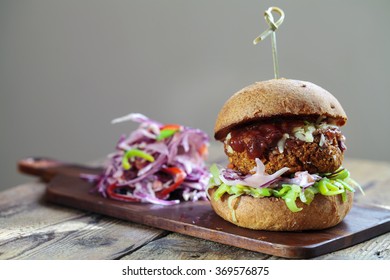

left=225, top=132, right=344, bottom=175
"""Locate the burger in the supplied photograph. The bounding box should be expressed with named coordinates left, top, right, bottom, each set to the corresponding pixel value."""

left=208, top=78, right=361, bottom=231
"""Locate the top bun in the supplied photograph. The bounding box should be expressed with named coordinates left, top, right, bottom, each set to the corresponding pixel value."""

left=214, top=79, right=347, bottom=140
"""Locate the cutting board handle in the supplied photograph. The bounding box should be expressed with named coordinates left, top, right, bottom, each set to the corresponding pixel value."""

left=18, top=157, right=101, bottom=182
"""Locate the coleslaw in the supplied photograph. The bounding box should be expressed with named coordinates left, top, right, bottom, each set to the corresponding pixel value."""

left=82, top=113, right=210, bottom=205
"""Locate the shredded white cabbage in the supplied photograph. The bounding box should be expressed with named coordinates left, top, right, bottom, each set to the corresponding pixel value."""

left=319, top=133, right=326, bottom=147
left=277, top=133, right=290, bottom=153
left=219, top=158, right=289, bottom=188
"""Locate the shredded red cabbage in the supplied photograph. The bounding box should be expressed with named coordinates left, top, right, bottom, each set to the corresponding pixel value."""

left=219, top=158, right=289, bottom=188
left=83, top=113, right=210, bottom=205
left=218, top=158, right=322, bottom=189
left=282, top=171, right=322, bottom=188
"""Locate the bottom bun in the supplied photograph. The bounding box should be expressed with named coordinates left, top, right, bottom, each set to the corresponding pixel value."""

left=208, top=188, right=353, bottom=231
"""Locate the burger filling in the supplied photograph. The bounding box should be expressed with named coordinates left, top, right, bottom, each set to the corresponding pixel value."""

left=210, top=117, right=360, bottom=218
left=224, top=119, right=347, bottom=175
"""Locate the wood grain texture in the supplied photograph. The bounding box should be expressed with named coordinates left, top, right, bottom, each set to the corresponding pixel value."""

left=0, top=183, right=166, bottom=260
left=122, top=231, right=390, bottom=260
left=1, top=214, right=166, bottom=260
left=314, top=232, right=390, bottom=260
left=40, top=174, right=390, bottom=259
left=122, top=233, right=281, bottom=260
left=4, top=152, right=389, bottom=260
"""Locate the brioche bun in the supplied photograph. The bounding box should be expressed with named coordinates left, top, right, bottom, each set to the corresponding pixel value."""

left=208, top=188, right=353, bottom=231
left=214, top=79, right=347, bottom=140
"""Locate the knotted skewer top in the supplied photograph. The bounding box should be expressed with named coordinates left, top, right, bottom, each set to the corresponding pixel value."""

left=253, top=7, right=285, bottom=79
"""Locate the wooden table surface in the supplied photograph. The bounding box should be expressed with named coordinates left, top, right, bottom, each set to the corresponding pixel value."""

left=1, top=145, right=389, bottom=260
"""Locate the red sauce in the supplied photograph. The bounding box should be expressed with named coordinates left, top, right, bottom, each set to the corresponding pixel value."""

left=229, top=121, right=305, bottom=159
left=228, top=120, right=346, bottom=159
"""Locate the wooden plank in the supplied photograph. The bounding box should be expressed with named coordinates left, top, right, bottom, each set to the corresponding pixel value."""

left=10, top=156, right=390, bottom=260
left=42, top=174, right=390, bottom=259
left=123, top=230, right=390, bottom=260
left=0, top=181, right=46, bottom=210
left=0, top=182, right=85, bottom=237
left=3, top=180, right=387, bottom=260
left=121, top=232, right=282, bottom=260
left=0, top=214, right=166, bottom=260
left=120, top=157, right=390, bottom=261
left=0, top=183, right=166, bottom=260
left=314, top=232, right=390, bottom=260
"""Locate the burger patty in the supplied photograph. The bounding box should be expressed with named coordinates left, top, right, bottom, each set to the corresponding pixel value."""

left=225, top=129, right=345, bottom=175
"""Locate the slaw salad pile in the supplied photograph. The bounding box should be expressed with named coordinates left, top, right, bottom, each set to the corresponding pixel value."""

left=82, top=113, right=210, bottom=205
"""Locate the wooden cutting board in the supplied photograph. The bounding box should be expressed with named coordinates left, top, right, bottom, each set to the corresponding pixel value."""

left=18, top=157, right=390, bottom=259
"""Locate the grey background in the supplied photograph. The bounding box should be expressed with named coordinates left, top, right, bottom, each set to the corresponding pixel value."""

left=1, top=0, right=390, bottom=191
